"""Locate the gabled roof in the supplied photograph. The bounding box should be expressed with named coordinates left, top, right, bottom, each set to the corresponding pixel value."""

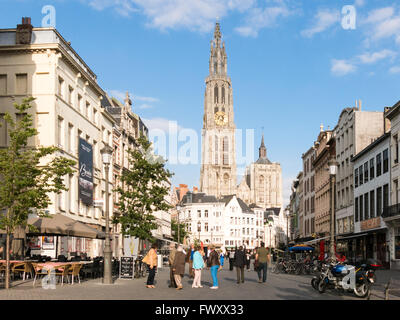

left=221, top=195, right=253, bottom=213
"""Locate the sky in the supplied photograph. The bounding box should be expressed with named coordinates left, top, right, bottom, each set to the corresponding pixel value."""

left=2, top=0, right=400, bottom=207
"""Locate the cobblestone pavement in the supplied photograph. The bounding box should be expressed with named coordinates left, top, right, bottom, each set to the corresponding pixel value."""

left=0, top=266, right=399, bottom=300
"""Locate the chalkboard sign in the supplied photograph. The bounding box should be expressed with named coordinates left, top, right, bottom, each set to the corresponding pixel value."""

left=120, top=257, right=134, bottom=279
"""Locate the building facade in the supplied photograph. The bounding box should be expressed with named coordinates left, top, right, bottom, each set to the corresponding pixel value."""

left=302, top=145, right=316, bottom=239
left=313, top=129, right=335, bottom=237
left=334, top=103, right=384, bottom=245
left=0, top=19, right=115, bottom=258
left=348, top=132, right=390, bottom=266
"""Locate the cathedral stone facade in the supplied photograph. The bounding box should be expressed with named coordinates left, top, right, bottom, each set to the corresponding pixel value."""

left=200, top=22, right=237, bottom=197
left=200, top=22, right=282, bottom=211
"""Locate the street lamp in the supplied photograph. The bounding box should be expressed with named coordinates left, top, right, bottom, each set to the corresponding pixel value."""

left=328, top=158, right=338, bottom=263
left=286, top=210, right=290, bottom=247
left=176, top=205, right=181, bottom=244
left=101, top=143, right=113, bottom=285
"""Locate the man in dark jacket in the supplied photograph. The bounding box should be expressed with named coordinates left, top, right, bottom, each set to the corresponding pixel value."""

left=234, top=246, right=247, bottom=284
left=173, top=245, right=186, bottom=290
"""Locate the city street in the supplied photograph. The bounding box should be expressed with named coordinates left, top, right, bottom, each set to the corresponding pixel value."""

left=0, top=265, right=398, bottom=300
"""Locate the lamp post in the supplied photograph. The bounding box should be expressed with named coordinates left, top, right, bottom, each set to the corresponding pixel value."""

left=286, top=210, right=290, bottom=247
left=328, top=159, right=338, bottom=263
left=176, top=205, right=181, bottom=244
left=101, top=144, right=113, bottom=284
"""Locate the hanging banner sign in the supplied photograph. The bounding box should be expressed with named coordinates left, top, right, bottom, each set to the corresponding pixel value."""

left=78, top=138, right=93, bottom=206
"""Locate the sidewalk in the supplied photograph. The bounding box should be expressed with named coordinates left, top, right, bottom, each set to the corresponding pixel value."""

left=367, top=269, right=400, bottom=300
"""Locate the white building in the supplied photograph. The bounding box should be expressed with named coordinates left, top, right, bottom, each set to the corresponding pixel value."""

left=179, top=193, right=264, bottom=250
left=348, top=132, right=390, bottom=266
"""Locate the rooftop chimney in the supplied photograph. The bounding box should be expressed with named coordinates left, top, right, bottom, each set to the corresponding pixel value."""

left=16, top=17, right=33, bottom=45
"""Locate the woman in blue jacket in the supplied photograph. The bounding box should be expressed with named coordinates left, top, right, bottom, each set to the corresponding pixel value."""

left=192, top=245, right=205, bottom=288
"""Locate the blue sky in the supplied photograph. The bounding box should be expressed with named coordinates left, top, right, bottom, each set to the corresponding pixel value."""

left=2, top=0, right=400, bottom=206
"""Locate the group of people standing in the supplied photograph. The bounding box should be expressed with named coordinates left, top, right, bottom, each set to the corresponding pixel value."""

left=142, top=241, right=271, bottom=290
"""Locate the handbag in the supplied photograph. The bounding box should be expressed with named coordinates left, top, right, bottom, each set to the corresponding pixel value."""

left=254, top=259, right=259, bottom=271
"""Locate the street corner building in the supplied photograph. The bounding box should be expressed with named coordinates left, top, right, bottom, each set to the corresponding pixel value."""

left=0, top=17, right=153, bottom=260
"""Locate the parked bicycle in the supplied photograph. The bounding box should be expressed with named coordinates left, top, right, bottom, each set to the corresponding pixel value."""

left=134, top=255, right=147, bottom=278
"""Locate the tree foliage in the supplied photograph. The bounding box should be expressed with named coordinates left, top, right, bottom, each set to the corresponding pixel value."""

left=0, top=97, right=76, bottom=288
left=171, top=218, right=189, bottom=243
left=114, top=136, right=173, bottom=244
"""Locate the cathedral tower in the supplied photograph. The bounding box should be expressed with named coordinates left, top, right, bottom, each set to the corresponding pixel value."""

left=200, top=22, right=237, bottom=198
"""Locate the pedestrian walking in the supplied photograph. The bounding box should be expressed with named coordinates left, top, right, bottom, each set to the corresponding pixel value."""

left=229, top=249, right=235, bottom=271
left=192, top=245, right=205, bottom=288
left=172, top=245, right=186, bottom=290
left=219, top=250, right=224, bottom=268
left=142, top=243, right=158, bottom=288
left=186, top=243, right=195, bottom=278
left=168, top=243, right=177, bottom=288
left=246, top=250, right=251, bottom=272
left=255, top=242, right=270, bottom=283
left=207, top=244, right=222, bottom=289
left=234, top=246, right=247, bottom=284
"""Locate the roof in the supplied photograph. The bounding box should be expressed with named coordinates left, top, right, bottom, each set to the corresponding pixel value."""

left=182, top=192, right=219, bottom=204
left=221, top=195, right=253, bottom=213
left=255, top=157, right=272, bottom=164
left=351, top=132, right=390, bottom=162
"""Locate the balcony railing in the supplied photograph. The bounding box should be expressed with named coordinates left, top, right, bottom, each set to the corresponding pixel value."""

left=382, top=204, right=400, bottom=219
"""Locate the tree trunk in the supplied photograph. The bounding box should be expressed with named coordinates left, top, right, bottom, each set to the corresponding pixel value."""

left=5, top=228, right=10, bottom=289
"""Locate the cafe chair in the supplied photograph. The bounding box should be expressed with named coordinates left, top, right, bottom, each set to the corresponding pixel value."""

left=12, top=262, right=33, bottom=281
left=54, top=265, right=70, bottom=286
left=68, top=263, right=82, bottom=284
left=32, top=263, right=46, bottom=287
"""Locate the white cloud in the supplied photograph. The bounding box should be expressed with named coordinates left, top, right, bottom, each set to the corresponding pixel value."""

left=362, top=6, right=400, bottom=44
left=142, top=117, right=183, bottom=132
left=137, top=104, right=153, bottom=109
left=108, top=89, right=159, bottom=105
left=364, top=7, right=394, bottom=25
left=331, top=59, right=356, bottom=76
left=355, top=0, right=365, bottom=7
left=301, top=9, right=340, bottom=38
left=357, top=49, right=396, bottom=64
left=389, top=66, right=400, bottom=74
left=235, top=2, right=295, bottom=37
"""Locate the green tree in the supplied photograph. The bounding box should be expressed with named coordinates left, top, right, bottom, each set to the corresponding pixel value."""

left=171, top=218, right=189, bottom=243
left=0, top=97, right=76, bottom=289
left=114, top=136, right=173, bottom=251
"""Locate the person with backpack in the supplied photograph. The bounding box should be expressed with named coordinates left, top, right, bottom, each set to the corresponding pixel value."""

left=255, top=242, right=270, bottom=283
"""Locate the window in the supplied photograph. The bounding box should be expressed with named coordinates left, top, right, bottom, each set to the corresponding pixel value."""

left=370, top=158, right=375, bottom=180
left=205, top=210, right=208, bottom=218
left=214, top=136, right=219, bottom=165
left=93, top=108, right=97, bottom=125
left=57, top=117, right=64, bottom=147
left=370, top=190, right=375, bottom=218
left=359, top=195, right=363, bottom=222
left=205, top=223, right=208, bottom=232
left=355, top=196, right=359, bottom=222
left=355, top=168, right=358, bottom=188
left=58, top=76, right=64, bottom=97
left=364, top=193, right=369, bottom=221
left=383, top=149, right=389, bottom=173
left=197, top=210, right=201, bottom=218
left=377, top=187, right=382, bottom=217
left=68, top=86, right=74, bottom=105
left=86, top=102, right=90, bottom=119
left=68, top=123, right=73, bottom=153
left=364, top=162, right=368, bottom=183
left=359, top=166, right=363, bottom=185
left=214, top=85, right=218, bottom=103
left=16, top=73, right=27, bottom=94
left=78, top=94, right=83, bottom=114
left=0, top=114, right=7, bottom=146
left=395, top=135, right=399, bottom=164
left=377, top=153, right=382, bottom=176
left=223, top=137, right=229, bottom=165
left=221, top=86, right=225, bottom=104
left=0, top=74, right=7, bottom=95
left=383, top=184, right=389, bottom=213
left=197, top=222, right=201, bottom=232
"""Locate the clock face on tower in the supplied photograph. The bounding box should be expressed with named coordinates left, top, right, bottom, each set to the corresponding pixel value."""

left=214, top=111, right=228, bottom=126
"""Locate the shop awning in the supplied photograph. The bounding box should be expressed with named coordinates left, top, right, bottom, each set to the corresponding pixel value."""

left=302, top=236, right=330, bottom=245
left=27, top=214, right=105, bottom=239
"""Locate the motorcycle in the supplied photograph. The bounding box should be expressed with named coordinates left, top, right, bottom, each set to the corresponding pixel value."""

left=315, top=262, right=373, bottom=298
